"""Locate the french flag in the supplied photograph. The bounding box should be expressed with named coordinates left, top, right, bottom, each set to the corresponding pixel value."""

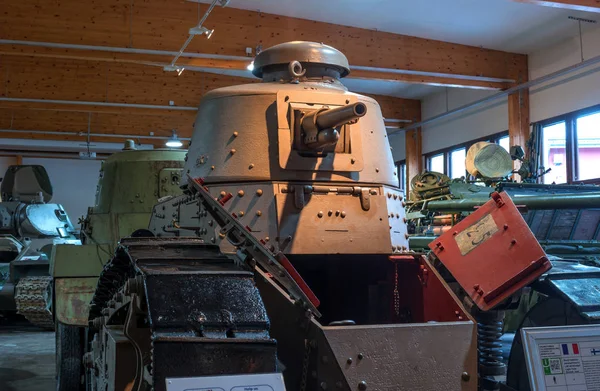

left=562, top=343, right=580, bottom=355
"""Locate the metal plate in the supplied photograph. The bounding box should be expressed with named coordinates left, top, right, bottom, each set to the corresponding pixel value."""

left=166, top=373, right=286, bottom=391
left=54, top=277, right=98, bottom=325
left=323, top=322, right=477, bottom=391
left=430, top=192, right=551, bottom=311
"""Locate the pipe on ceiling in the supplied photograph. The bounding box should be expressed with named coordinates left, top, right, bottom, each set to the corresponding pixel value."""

left=393, top=52, right=600, bottom=134
left=0, top=97, right=197, bottom=111
left=1, top=39, right=514, bottom=84
left=0, top=129, right=192, bottom=141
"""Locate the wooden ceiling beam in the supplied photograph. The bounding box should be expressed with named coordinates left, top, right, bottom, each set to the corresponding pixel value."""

left=513, top=0, right=600, bottom=12
left=0, top=0, right=527, bottom=89
left=0, top=43, right=510, bottom=90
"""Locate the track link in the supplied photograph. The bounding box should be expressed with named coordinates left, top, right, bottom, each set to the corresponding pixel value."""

left=15, top=276, right=54, bottom=329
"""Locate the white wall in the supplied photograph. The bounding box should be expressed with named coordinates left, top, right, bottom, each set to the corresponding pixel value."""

left=0, top=157, right=17, bottom=180
left=22, top=158, right=102, bottom=224
left=419, top=23, right=600, bottom=154
left=421, top=89, right=507, bottom=154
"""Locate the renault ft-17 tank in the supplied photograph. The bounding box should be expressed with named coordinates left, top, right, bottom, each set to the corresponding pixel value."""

left=0, top=165, right=79, bottom=328
left=70, top=41, right=568, bottom=391
left=52, top=141, right=185, bottom=390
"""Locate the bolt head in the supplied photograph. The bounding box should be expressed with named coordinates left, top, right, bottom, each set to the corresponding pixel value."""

left=358, top=380, right=367, bottom=390
left=256, top=189, right=263, bottom=196
left=461, top=372, right=470, bottom=382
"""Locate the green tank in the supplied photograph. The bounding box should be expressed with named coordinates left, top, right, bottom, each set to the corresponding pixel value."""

left=51, top=141, right=185, bottom=388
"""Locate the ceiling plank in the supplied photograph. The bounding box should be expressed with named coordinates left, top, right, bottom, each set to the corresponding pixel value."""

left=0, top=43, right=509, bottom=90
left=0, top=0, right=527, bottom=89
left=513, top=0, right=600, bottom=12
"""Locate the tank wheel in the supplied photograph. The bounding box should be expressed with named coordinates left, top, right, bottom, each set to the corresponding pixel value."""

left=506, top=296, right=595, bottom=391
left=55, top=322, right=84, bottom=391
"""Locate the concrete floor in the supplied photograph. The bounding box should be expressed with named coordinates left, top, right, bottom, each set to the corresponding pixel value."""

left=0, top=327, right=56, bottom=391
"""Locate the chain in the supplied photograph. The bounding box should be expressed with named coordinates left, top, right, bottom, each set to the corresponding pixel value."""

left=300, top=339, right=312, bottom=391
left=393, top=262, right=400, bottom=318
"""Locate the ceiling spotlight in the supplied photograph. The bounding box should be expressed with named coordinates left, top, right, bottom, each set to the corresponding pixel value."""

left=166, top=130, right=183, bottom=148
left=189, top=26, right=214, bottom=39
left=246, top=61, right=254, bottom=71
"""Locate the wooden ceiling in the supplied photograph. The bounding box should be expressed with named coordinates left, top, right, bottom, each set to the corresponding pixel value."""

left=0, top=0, right=526, bottom=147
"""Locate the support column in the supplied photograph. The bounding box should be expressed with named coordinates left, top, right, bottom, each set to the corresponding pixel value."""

left=508, top=88, right=530, bottom=180
left=405, top=128, right=422, bottom=199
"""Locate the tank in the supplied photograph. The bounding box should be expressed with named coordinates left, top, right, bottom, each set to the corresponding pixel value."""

left=61, top=41, right=588, bottom=391
left=0, top=165, right=79, bottom=328
left=51, top=141, right=186, bottom=388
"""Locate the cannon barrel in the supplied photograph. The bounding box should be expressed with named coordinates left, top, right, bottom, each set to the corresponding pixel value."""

left=425, top=192, right=600, bottom=212
left=315, top=102, right=367, bottom=130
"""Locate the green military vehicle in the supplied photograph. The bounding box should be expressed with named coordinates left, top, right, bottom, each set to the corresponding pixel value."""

left=52, top=141, right=185, bottom=390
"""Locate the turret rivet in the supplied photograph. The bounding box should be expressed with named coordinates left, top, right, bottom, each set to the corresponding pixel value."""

left=351, top=158, right=356, bottom=164
left=340, top=211, right=346, bottom=218
left=239, top=211, right=245, bottom=217
left=238, top=190, right=245, bottom=197
left=375, top=168, right=380, bottom=173
left=220, top=191, right=226, bottom=197
left=256, top=189, right=263, bottom=196
left=211, top=165, right=215, bottom=170
left=230, top=148, right=236, bottom=155
left=318, top=211, right=324, bottom=218
left=249, top=163, right=254, bottom=169
left=233, top=131, right=239, bottom=137
left=256, top=210, right=262, bottom=216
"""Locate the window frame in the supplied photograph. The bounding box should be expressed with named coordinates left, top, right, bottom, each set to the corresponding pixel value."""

left=395, top=160, right=407, bottom=191
left=537, top=103, right=600, bottom=184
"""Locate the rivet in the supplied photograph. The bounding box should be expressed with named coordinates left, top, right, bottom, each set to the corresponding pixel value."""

left=358, top=380, right=367, bottom=390
left=211, top=165, right=215, bottom=170
left=248, top=163, right=254, bottom=169
left=351, top=158, right=356, bottom=164
left=393, top=194, right=398, bottom=199
left=208, top=220, right=213, bottom=226
left=504, top=224, right=509, bottom=230
left=335, top=210, right=340, bottom=216
left=238, top=190, right=245, bottom=197
left=265, top=236, right=270, bottom=241
left=256, top=189, right=263, bottom=196
left=230, top=148, right=236, bottom=155
left=239, top=211, right=245, bottom=217
left=220, top=191, right=226, bottom=197
left=511, top=239, right=517, bottom=245
left=256, top=210, right=262, bottom=216
left=347, top=357, right=353, bottom=364
left=473, top=284, right=480, bottom=290
left=387, top=193, right=392, bottom=198
left=340, top=211, right=346, bottom=218
left=452, top=231, right=458, bottom=236
left=358, top=353, right=364, bottom=360
left=318, top=211, right=324, bottom=218
left=233, top=131, right=239, bottom=137
left=328, top=210, right=333, bottom=216
left=401, top=202, right=406, bottom=207
left=210, top=237, right=215, bottom=243
left=375, top=168, right=380, bottom=173
left=403, top=218, right=407, bottom=223
left=461, top=372, right=470, bottom=382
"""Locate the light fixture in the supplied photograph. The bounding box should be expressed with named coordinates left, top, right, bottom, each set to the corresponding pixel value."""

left=189, top=26, right=214, bottom=39
left=163, top=64, right=185, bottom=76
left=246, top=61, right=254, bottom=71
left=166, top=130, right=183, bottom=148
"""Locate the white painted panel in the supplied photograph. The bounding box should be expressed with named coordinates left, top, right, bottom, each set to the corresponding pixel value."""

left=22, top=157, right=102, bottom=226
left=421, top=88, right=508, bottom=154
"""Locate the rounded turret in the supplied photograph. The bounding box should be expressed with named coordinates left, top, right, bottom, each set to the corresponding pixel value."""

left=183, top=41, right=397, bottom=188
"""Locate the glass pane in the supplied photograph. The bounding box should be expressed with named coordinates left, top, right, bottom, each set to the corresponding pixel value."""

left=450, top=148, right=466, bottom=179
left=498, top=135, right=510, bottom=152
left=542, top=122, right=567, bottom=184
left=576, top=112, right=600, bottom=181
left=429, top=153, right=444, bottom=174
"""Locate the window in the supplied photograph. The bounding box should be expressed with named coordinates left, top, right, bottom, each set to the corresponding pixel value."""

left=575, top=112, right=600, bottom=181
left=423, top=131, right=508, bottom=178
left=450, top=148, right=466, bottom=179
left=542, top=121, right=567, bottom=184
left=497, top=135, right=510, bottom=152
left=395, top=160, right=407, bottom=190
left=428, top=153, right=445, bottom=173
left=537, top=104, right=600, bottom=184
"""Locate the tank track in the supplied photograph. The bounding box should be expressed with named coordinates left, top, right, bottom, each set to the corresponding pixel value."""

left=15, top=276, right=54, bottom=329
left=86, top=237, right=277, bottom=391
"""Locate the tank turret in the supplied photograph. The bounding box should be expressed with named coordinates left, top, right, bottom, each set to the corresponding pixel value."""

left=157, top=41, right=407, bottom=255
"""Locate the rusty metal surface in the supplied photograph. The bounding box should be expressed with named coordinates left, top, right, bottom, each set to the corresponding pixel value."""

left=55, top=277, right=97, bottom=326
left=323, top=322, right=478, bottom=391
left=430, top=192, right=551, bottom=311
